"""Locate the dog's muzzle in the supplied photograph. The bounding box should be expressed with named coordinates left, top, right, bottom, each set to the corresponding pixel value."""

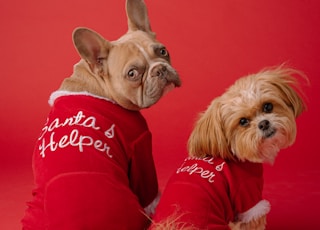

left=150, top=62, right=181, bottom=87
left=259, top=120, right=276, bottom=138
left=152, top=65, right=168, bottom=79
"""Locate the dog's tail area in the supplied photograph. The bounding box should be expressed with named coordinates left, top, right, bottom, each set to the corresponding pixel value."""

left=146, top=209, right=198, bottom=230
left=149, top=214, right=198, bottom=230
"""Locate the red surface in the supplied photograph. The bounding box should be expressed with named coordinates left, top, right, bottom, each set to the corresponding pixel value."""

left=1, top=0, right=319, bottom=229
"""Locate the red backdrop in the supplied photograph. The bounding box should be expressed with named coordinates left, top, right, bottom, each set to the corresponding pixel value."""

left=1, top=0, right=319, bottom=229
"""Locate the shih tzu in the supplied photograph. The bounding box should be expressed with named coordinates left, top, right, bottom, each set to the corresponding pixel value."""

left=151, top=66, right=307, bottom=230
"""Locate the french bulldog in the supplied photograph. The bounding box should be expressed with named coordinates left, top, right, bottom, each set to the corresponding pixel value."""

left=22, top=0, right=180, bottom=229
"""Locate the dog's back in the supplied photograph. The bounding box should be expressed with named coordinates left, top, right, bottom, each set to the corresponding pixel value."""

left=152, top=157, right=269, bottom=229
left=22, top=93, right=158, bottom=229
left=22, top=0, right=180, bottom=228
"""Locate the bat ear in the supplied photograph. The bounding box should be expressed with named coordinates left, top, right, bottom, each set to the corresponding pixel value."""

left=188, top=99, right=230, bottom=159
left=126, top=0, right=155, bottom=36
left=72, top=27, right=111, bottom=71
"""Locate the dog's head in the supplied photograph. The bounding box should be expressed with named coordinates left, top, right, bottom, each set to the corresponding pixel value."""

left=188, top=67, right=307, bottom=164
left=61, top=0, right=181, bottom=110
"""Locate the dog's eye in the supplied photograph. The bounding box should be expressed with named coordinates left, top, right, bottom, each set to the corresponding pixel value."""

left=153, top=46, right=170, bottom=61
left=127, top=69, right=139, bottom=79
left=239, top=118, right=250, bottom=127
left=263, top=103, right=273, bottom=113
left=159, top=48, right=168, bottom=57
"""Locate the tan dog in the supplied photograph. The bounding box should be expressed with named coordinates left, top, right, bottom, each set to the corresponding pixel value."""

left=62, top=2, right=180, bottom=110
left=22, top=0, right=180, bottom=229
left=152, top=66, right=306, bottom=230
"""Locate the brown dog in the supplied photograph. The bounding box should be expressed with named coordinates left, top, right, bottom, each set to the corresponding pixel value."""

left=152, top=67, right=306, bottom=230
left=22, top=0, right=180, bottom=229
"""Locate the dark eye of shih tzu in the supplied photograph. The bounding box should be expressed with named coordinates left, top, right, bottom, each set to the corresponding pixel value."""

left=239, top=118, right=250, bottom=127
left=263, top=103, right=273, bottom=113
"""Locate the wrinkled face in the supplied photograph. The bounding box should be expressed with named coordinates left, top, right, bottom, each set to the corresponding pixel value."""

left=220, top=77, right=297, bottom=164
left=105, top=31, right=181, bottom=110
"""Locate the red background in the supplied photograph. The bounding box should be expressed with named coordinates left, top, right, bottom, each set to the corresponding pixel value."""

left=1, top=0, right=319, bottom=229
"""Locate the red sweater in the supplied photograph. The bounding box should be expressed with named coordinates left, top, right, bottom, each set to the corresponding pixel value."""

left=22, top=91, right=158, bottom=230
left=152, top=157, right=270, bottom=229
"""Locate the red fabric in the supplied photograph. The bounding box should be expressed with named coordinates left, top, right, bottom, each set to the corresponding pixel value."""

left=22, top=92, right=158, bottom=229
left=152, top=157, right=266, bottom=229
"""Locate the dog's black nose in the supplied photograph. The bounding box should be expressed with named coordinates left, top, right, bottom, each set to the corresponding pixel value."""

left=259, top=120, right=270, bottom=131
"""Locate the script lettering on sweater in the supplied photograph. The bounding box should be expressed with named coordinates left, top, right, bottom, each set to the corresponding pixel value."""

left=38, top=111, right=115, bottom=158
left=176, top=157, right=226, bottom=183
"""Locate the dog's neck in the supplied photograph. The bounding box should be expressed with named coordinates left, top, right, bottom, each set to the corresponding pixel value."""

left=59, top=60, right=113, bottom=100
left=48, top=90, right=116, bottom=107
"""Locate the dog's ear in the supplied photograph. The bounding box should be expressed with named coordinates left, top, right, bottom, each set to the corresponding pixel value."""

left=72, top=27, right=111, bottom=72
left=263, top=67, right=307, bottom=117
left=126, top=0, right=154, bottom=35
left=188, top=99, right=232, bottom=159
left=278, top=69, right=307, bottom=117
left=280, top=83, right=306, bottom=118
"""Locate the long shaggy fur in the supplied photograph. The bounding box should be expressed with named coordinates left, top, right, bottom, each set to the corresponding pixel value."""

left=188, top=66, right=307, bottom=163
left=153, top=66, right=307, bottom=230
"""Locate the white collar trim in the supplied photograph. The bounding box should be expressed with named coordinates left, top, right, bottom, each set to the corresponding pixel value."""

left=48, top=90, right=116, bottom=106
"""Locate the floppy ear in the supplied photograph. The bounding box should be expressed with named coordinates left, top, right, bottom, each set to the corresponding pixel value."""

left=126, top=0, right=154, bottom=35
left=188, top=99, right=231, bottom=159
left=268, top=67, right=307, bottom=117
left=280, top=81, right=306, bottom=118
left=72, top=27, right=111, bottom=72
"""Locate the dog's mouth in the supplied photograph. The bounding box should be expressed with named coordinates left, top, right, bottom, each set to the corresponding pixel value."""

left=162, top=72, right=181, bottom=96
left=162, top=83, right=175, bottom=96
left=264, top=128, right=276, bottom=138
left=170, top=74, right=182, bottom=88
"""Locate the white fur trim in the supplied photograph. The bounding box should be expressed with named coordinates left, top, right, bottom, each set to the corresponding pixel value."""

left=237, top=200, right=271, bottom=223
left=48, top=90, right=116, bottom=106
left=144, top=192, right=161, bottom=217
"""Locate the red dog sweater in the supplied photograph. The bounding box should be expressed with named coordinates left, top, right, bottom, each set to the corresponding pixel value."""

left=152, top=157, right=270, bottom=229
left=22, top=91, right=159, bottom=230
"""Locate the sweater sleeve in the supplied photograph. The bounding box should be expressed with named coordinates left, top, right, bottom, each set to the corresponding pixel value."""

left=237, top=199, right=270, bottom=223
left=233, top=173, right=270, bottom=223
left=129, top=131, right=159, bottom=209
